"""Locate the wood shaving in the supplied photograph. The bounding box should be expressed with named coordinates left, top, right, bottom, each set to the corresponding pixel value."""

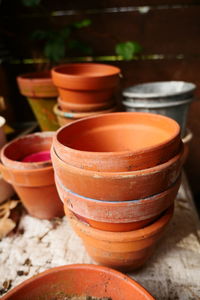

left=0, top=200, right=19, bottom=239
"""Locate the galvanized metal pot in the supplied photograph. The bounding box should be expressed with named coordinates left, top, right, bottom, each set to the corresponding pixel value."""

left=122, top=81, right=196, bottom=137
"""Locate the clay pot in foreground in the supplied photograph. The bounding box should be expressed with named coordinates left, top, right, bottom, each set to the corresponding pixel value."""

left=58, top=175, right=180, bottom=231
left=0, top=132, right=64, bottom=219
left=54, top=112, right=181, bottom=172
left=53, top=103, right=117, bottom=127
left=51, top=145, right=185, bottom=201
left=66, top=206, right=174, bottom=271
left=2, top=264, right=154, bottom=300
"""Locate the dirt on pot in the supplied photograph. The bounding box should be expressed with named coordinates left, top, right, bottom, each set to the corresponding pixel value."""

left=51, top=296, right=112, bottom=300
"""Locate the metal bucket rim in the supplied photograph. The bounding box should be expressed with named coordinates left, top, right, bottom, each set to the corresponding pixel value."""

left=122, top=98, right=193, bottom=109
left=123, top=81, right=196, bottom=99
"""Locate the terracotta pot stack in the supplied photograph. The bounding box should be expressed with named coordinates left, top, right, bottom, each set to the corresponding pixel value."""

left=52, top=112, right=185, bottom=271
left=0, top=132, right=64, bottom=220
left=51, top=63, right=120, bottom=126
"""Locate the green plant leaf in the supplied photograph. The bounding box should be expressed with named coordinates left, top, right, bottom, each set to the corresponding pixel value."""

left=72, top=19, right=92, bottom=29
left=115, top=41, right=142, bottom=60
left=60, top=27, right=71, bottom=39
left=44, top=39, right=66, bottom=63
left=68, top=40, right=93, bottom=55
left=21, top=0, right=41, bottom=7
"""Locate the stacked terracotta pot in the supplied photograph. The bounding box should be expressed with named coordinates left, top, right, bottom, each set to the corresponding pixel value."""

left=52, top=112, right=185, bottom=271
left=51, top=63, right=120, bottom=126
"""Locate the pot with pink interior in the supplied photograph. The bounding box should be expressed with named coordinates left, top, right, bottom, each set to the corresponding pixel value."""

left=65, top=205, right=174, bottom=271
left=53, top=112, right=181, bottom=172
left=56, top=174, right=180, bottom=232
left=0, top=132, right=64, bottom=219
left=51, top=145, right=185, bottom=201
left=51, top=63, right=121, bottom=112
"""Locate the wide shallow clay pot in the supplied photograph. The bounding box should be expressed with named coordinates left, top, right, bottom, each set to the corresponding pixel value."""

left=51, top=145, right=185, bottom=201
left=2, top=264, right=154, bottom=300
left=52, top=63, right=120, bottom=112
left=54, top=103, right=117, bottom=127
left=66, top=206, right=174, bottom=271
left=17, top=71, right=59, bottom=131
left=0, top=132, right=64, bottom=219
left=58, top=175, right=180, bottom=231
left=53, top=112, right=181, bottom=172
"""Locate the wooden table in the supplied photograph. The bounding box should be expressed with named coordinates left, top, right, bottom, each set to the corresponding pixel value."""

left=0, top=173, right=200, bottom=299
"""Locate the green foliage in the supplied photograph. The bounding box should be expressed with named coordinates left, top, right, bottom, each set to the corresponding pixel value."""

left=31, top=20, right=92, bottom=63
left=21, top=0, right=41, bottom=7
left=115, top=41, right=142, bottom=60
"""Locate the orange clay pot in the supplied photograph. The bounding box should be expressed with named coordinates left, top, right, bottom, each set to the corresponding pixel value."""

left=2, top=264, right=155, bottom=300
left=58, top=175, right=180, bottom=231
left=0, top=132, right=64, bottom=219
left=51, top=145, right=185, bottom=201
left=52, top=63, right=120, bottom=112
left=66, top=206, right=174, bottom=271
left=57, top=95, right=115, bottom=112
left=53, top=103, right=117, bottom=127
left=53, top=112, right=181, bottom=172
left=17, top=71, right=58, bottom=98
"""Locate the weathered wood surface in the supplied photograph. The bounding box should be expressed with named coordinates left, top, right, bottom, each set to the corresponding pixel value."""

left=0, top=173, right=199, bottom=299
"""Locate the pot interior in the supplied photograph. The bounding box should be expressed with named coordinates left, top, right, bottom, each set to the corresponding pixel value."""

left=54, top=63, right=120, bottom=77
left=57, top=113, right=179, bottom=153
left=3, top=132, right=53, bottom=162
left=3, top=265, right=154, bottom=300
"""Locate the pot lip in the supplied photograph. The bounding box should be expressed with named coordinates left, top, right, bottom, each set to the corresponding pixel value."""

left=53, top=104, right=117, bottom=119
left=54, top=112, right=181, bottom=159
left=52, top=63, right=121, bottom=80
left=51, top=144, right=185, bottom=177
left=1, top=132, right=54, bottom=170
left=17, top=70, right=53, bottom=83
left=56, top=173, right=181, bottom=205
left=182, top=128, right=193, bottom=144
left=0, top=116, right=6, bottom=128
left=67, top=205, right=174, bottom=241
left=1, top=264, right=154, bottom=300
left=123, top=81, right=196, bottom=98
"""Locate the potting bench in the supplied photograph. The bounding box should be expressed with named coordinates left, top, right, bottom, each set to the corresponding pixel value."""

left=0, top=172, right=200, bottom=299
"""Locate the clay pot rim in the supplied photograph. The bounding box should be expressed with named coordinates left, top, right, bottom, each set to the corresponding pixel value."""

left=54, top=112, right=181, bottom=158
left=53, top=103, right=117, bottom=119
left=0, top=116, right=6, bottom=127
left=52, top=144, right=185, bottom=177
left=66, top=205, right=174, bottom=241
left=52, top=63, right=121, bottom=79
left=1, top=132, right=54, bottom=170
left=182, top=128, right=193, bottom=144
left=17, top=70, right=53, bottom=83
left=2, top=264, right=154, bottom=300
left=56, top=173, right=181, bottom=206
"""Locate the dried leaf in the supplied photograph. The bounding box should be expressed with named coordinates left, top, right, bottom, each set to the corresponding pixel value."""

left=0, top=218, right=16, bottom=239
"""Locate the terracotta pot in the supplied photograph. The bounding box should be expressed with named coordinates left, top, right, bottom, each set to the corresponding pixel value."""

left=66, top=206, right=174, bottom=271
left=53, top=103, right=117, bottom=127
left=53, top=112, right=181, bottom=172
left=58, top=175, right=180, bottom=231
left=57, top=95, right=114, bottom=112
left=0, top=174, right=14, bottom=204
left=52, top=63, right=120, bottom=112
left=0, top=132, right=64, bottom=219
left=17, top=71, right=59, bottom=131
left=17, top=71, right=58, bottom=98
left=51, top=144, right=185, bottom=201
left=2, top=264, right=154, bottom=300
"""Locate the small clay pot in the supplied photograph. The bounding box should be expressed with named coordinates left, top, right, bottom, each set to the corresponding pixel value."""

left=53, top=112, right=181, bottom=172
left=51, top=145, right=185, bottom=201
left=17, top=71, right=58, bottom=98
left=53, top=104, right=117, bottom=127
left=66, top=206, right=174, bottom=271
left=57, top=95, right=114, bottom=112
left=58, top=175, right=180, bottom=231
left=0, top=174, right=14, bottom=204
left=0, top=132, right=64, bottom=219
left=0, top=116, right=6, bottom=149
left=2, top=264, right=154, bottom=300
